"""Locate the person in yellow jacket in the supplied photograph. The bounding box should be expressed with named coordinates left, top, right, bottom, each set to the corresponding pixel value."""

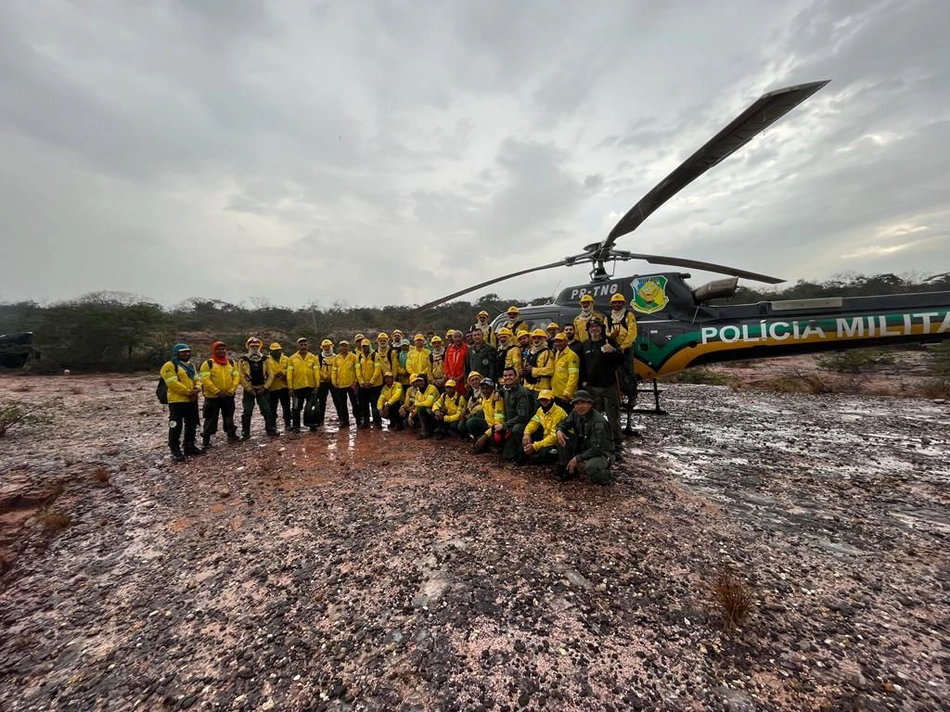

left=331, top=340, right=359, bottom=427
left=357, top=338, right=384, bottom=429
left=432, top=379, right=466, bottom=439
left=523, top=328, right=554, bottom=401
left=375, top=333, right=400, bottom=384
left=406, top=373, right=439, bottom=439
left=267, top=342, right=292, bottom=433
left=406, top=334, right=431, bottom=380
left=521, top=389, right=568, bottom=464
left=472, top=378, right=505, bottom=453
left=287, top=337, right=320, bottom=432
left=606, top=293, right=639, bottom=350
left=160, top=343, right=203, bottom=461
left=429, top=335, right=447, bottom=390
left=377, top=371, right=404, bottom=431
left=469, top=309, right=497, bottom=347
left=573, top=294, right=605, bottom=343
left=551, top=332, right=580, bottom=409
left=200, top=340, right=240, bottom=447
left=495, top=327, right=522, bottom=381
left=238, top=336, right=278, bottom=439
left=501, top=306, right=527, bottom=336
left=313, top=339, right=334, bottom=428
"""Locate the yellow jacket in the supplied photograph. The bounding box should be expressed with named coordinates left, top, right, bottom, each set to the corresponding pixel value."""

left=551, top=347, right=580, bottom=401
left=573, top=310, right=605, bottom=343
left=160, top=361, right=199, bottom=404
left=523, top=348, right=553, bottom=392
left=267, top=354, right=291, bottom=391
left=499, top=344, right=522, bottom=380
left=238, top=356, right=274, bottom=391
left=287, top=352, right=320, bottom=390
left=331, top=352, right=358, bottom=388
left=406, top=347, right=432, bottom=379
left=481, top=391, right=505, bottom=436
left=376, top=347, right=400, bottom=380
left=377, top=382, right=403, bottom=410
left=357, top=352, right=383, bottom=387
left=434, top=392, right=467, bottom=423
left=524, top=404, right=568, bottom=451
left=317, top=352, right=334, bottom=385
left=606, top=309, right=639, bottom=350
left=412, top=384, right=439, bottom=410
left=200, top=358, right=239, bottom=397
left=429, top=350, right=447, bottom=386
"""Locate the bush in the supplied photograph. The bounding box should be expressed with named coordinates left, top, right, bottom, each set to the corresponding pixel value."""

left=712, top=570, right=753, bottom=631
left=661, top=367, right=731, bottom=386
left=816, top=348, right=896, bottom=373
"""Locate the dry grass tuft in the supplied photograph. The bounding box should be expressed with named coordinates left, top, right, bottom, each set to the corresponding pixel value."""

left=36, top=509, right=72, bottom=532
left=90, top=466, right=111, bottom=486
left=712, top=570, right=753, bottom=631
left=919, top=378, right=950, bottom=399
left=69, top=385, right=84, bottom=395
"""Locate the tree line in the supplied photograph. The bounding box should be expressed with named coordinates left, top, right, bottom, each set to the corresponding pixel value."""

left=1, top=272, right=948, bottom=373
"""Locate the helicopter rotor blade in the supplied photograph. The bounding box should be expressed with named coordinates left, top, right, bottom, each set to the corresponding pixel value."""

left=616, top=251, right=784, bottom=284
left=599, top=80, right=830, bottom=252
left=410, top=254, right=591, bottom=314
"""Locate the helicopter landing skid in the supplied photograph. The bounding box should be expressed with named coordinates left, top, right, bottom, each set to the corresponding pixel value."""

left=622, top=379, right=667, bottom=435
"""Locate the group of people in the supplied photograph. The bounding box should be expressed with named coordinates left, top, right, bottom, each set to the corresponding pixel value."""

left=159, top=295, right=639, bottom=484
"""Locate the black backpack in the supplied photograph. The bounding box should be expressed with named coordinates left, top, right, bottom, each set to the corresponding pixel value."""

left=156, top=377, right=168, bottom=404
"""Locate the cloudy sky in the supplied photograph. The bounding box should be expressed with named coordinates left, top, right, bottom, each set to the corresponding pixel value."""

left=2, top=0, right=948, bottom=309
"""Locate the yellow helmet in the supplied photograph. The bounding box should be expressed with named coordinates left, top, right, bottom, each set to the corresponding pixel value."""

left=530, top=328, right=547, bottom=338
left=377, top=332, right=389, bottom=341
left=507, top=305, right=520, bottom=315
left=538, top=389, right=555, bottom=401
left=321, top=339, right=333, bottom=347
left=579, top=294, right=594, bottom=304
left=610, top=293, right=626, bottom=304
left=497, top=327, right=513, bottom=337
left=445, top=379, right=457, bottom=388
left=269, top=342, right=282, bottom=350
left=431, top=335, right=443, bottom=344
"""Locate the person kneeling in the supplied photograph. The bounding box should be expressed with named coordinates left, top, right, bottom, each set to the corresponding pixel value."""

left=554, top=390, right=615, bottom=485
left=520, top=389, right=567, bottom=465
left=433, top=379, right=466, bottom=439
left=377, top=372, right=404, bottom=431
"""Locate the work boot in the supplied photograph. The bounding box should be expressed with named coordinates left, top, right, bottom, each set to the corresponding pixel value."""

left=170, top=450, right=185, bottom=463
left=240, top=430, right=250, bottom=441
left=201, top=434, right=211, bottom=448
left=473, top=434, right=490, bottom=454
left=226, top=432, right=241, bottom=443
left=184, top=444, right=205, bottom=456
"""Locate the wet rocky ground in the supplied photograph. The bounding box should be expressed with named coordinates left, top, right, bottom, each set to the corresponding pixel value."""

left=0, top=371, right=948, bottom=711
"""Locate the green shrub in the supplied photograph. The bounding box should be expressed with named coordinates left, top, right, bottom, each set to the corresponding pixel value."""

left=816, top=348, right=896, bottom=373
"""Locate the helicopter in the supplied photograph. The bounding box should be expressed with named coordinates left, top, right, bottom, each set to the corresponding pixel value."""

left=415, top=80, right=950, bottom=416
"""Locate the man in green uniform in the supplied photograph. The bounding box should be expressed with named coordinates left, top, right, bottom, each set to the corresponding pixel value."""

left=555, top=390, right=615, bottom=485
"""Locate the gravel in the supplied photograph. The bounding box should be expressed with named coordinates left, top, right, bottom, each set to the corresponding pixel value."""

left=0, top=370, right=948, bottom=710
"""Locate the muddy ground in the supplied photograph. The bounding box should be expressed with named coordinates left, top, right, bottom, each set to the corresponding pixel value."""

left=0, top=359, right=948, bottom=711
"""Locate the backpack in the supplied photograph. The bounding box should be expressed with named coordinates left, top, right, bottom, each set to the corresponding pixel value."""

left=156, top=377, right=168, bottom=404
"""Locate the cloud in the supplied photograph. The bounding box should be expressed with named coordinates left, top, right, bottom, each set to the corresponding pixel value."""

left=0, top=0, right=948, bottom=310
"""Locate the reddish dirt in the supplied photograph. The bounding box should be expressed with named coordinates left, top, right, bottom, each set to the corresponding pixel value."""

left=0, top=368, right=948, bottom=711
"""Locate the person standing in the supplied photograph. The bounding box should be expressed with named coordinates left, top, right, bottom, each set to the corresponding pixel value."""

left=551, top=332, right=580, bottom=411
left=444, top=330, right=468, bottom=388
left=523, top=328, right=554, bottom=404
left=331, top=340, right=359, bottom=427
left=239, top=337, right=278, bottom=438
left=160, top=343, right=203, bottom=462
left=573, top=294, right=605, bottom=343
left=406, top=334, right=432, bottom=381
left=494, top=328, right=522, bottom=381
left=357, top=338, right=383, bottom=429
left=200, top=340, right=240, bottom=447
left=606, top=293, right=639, bottom=351
left=470, top=310, right=497, bottom=347
left=563, top=323, right=584, bottom=359
left=465, top=329, right=495, bottom=381
left=288, top=337, right=320, bottom=432
left=267, top=342, right=292, bottom=433
left=579, top=318, right=624, bottom=460
left=555, top=390, right=615, bottom=484
left=429, top=335, right=447, bottom=390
